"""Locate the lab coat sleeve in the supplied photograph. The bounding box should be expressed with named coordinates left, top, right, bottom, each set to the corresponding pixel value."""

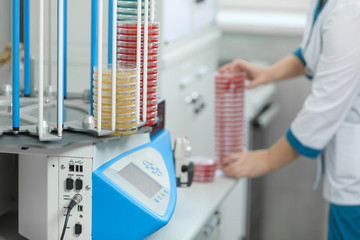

left=287, top=11, right=360, bottom=158
left=293, top=47, right=306, bottom=66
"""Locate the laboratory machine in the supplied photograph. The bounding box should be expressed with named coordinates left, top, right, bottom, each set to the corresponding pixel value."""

left=0, top=0, right=188, bottom=239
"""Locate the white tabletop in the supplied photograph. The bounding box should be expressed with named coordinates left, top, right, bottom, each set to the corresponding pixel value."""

left=147, top=171, right=243, bottom=240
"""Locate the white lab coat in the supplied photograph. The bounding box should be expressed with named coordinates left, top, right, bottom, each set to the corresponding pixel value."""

left=288, top=0, right=360, bottom=205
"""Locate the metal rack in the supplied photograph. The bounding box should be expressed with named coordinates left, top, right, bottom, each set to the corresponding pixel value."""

left=2, top=0, right=156, bottom=141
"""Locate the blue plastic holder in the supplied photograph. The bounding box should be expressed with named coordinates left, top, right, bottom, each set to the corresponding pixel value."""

left=12, top=0, right=20, bottom=131
left=24, top=0, right=30, bottom=97
left=108, top=0, right=113, bottom=65
left=91, top=0, right=99, bottom=116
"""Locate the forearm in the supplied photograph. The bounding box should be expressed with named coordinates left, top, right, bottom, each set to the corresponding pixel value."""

left=265, top=136, right=299, bottom=172
left=265, top=55, right=305, bottom=83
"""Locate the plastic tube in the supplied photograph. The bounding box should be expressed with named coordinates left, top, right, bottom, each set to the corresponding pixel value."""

left=97, top=0, right=103, bottom=133
left=91, top=0, right=99, bottom=116
left=12, top=0, right=20, bottom=132
left=111, top=0, right=116, bottom=131
left=136, top=0, right=142, bottom=124
left=24, top=0, right=30, bottom=97
left=39, top=0, right=44, bottom=138
left=57, top=0, right=64, bottom=137
left=142, top=0, right=149, bottom=122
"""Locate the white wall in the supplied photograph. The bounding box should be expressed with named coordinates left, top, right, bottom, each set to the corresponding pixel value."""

left=0, top=0, right=11, bottom=55
left=219, top=0, right=311, bottom=12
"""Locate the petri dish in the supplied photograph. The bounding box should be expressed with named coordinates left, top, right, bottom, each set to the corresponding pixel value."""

left=117, top=21, right=159, bottom=30
left=117, top=47, right=159, bottom=55
left=117, top=41, right=159, bottom=49
left=117, top=35, right=159, bottom=43
left=117, top=54, right=158, bottom=62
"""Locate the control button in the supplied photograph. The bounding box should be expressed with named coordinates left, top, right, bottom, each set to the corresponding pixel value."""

left=142, top=160, right=149, bottom=166
left=66, top=178, right=74, bottom=191
left=156, top=171, right=163, bottom=176
left=158, top=195, right=163, bottom=200
left=75, top=179, right=83, bottom=191
left=154, top=199, right=159, bottom=203
left=75, top=223, right=82, bottom=235
left=161, top=193, right=166, bottom=197
left=164, top=189, right=169, bottom=194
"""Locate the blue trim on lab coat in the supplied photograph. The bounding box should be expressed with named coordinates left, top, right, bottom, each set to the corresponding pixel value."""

left=293, top=47, right=306, bottom=67
left=292, top=0, right=329, bottom=73
left=286, top=128, right=322, bottom=158
left=328, top=203, right=360, bottom=240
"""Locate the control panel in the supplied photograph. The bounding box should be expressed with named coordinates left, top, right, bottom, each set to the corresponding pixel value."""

left=58, top=157, right=92, bottom=239
left=103, top=147, right=170, bottom=216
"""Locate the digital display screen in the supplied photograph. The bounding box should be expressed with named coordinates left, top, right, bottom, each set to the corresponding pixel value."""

left=119, top=163, right=163, bottom=198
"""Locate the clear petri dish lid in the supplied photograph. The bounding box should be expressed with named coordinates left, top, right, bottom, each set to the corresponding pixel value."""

left=117, top=41, right=159, bottom=49
left=116, top=53, right=158, bottom=61
left=190, top=156, right=217, bottom=167
left=93, top=97, right=137, bottom=106
left=117, top=34, right=159, bottom=43
left=93, top=63, right=136, bottom=76
left=140, top=86, right=157, bottom=94
left=93, top=104, right=137, bottom=113
left=117, top=1, right=149, bottom=8
left=117, top=8, right=147, bottom=15
left=143, top=118, right=156, bottom=126
left=117, top=47, right=159, bottom=55
left=116, top=59, right=159, bottom=69
left=215, top=72, right=246, bottom=79
left=140, top=98, right=157, bottom=106
left=117, top=21, right=159, bottom=29
left=117, top=28, right=159, bottom=35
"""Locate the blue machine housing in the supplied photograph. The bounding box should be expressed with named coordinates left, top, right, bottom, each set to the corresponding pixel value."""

left=92, top=129, right=177, bottom=240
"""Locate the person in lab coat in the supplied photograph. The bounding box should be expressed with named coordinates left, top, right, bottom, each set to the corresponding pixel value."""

left=219, top=0, right=360, bottom=239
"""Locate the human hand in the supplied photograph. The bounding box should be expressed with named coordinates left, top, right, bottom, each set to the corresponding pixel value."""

left=221, top=150, right=272, bottom=179
left=218, top=59, right=273, bottom=89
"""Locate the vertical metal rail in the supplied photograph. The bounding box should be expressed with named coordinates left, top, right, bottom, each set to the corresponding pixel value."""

left=142, top=0, right=149, bottom=122
left=39, top=0, right=45, bottom=138
left=91, top=0, right=99, bottom=116
left=57, top=0, right=64, bottom=137
left=12, top=0, right=20, bottom=133
left=108, top=0, right=113, bottom=65
left=24, top=0, right=30, bottom=97
left=97, top=0, right=103, bottom=133
left=136, top=0, right=142, bottom=124
left=64, top=0, right=67, bottom=99
left=111, top=0, right=117, bottom=131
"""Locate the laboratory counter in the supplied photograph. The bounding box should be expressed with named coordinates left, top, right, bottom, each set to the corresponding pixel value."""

left=147, top=84, right=276, bottom=240
left=147, top=171, right=246, bottom=240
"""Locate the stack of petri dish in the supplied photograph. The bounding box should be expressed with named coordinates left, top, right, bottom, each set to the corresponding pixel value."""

left=214, top=72, right=246, bottom=165
left=191, top=156, right=218, bottom=183
left=117, top=21, right=159, bottom=126
left=117, top=0, right=149, bottom=22
left=93, top=64, right=138, bottom=136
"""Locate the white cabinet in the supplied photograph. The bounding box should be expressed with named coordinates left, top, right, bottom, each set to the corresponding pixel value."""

left=193, top=180, right=248, bottom=240
left=158, top=31, right=218, bottom=157
left=218, top=179, right=248, bottom=240
left=161, top=0, right=217, bottom=45
left=194, top=0, right=217, bottom=31
left=162, top=0, right=193, bottom=44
